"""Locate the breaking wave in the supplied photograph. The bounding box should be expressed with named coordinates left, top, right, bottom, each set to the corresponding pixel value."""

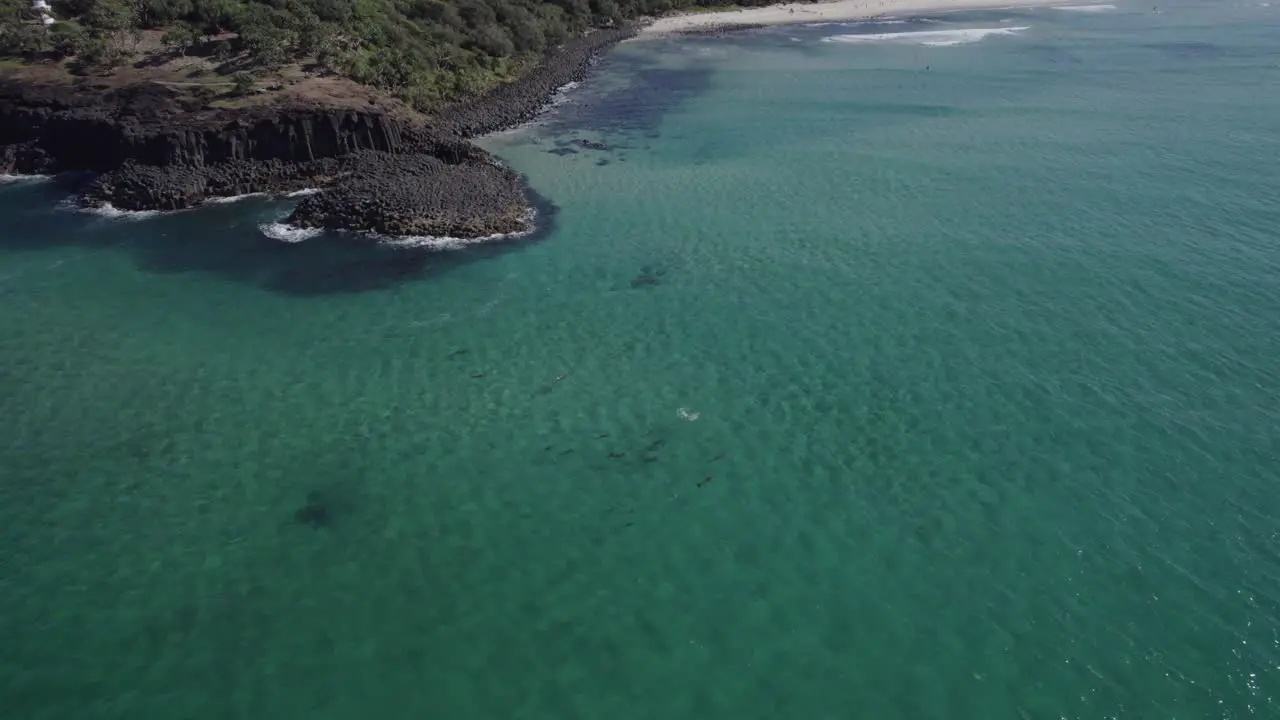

left=804, top=19, right=908, bottom=28
left=204, top=193, right=267, bottom=205
left=824, top=26, right=1030, bottom=47
left=208, top=188, right=319, bottom=203
left=258, top=222, right=322, bottom=243
left=74, top=202, right=162, bottom=220
left=0, top=173, right=52, bottom=185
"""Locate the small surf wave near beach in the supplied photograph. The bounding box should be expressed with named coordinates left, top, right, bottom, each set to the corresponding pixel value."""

left=1052, top=4, right=1117, bottom=11
left=823, top=25, right=1030, bottom=46
left=803, top=19, right=909, bottom=28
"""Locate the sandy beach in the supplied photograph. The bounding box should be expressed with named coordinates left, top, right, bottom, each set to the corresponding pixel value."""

left=641, top=0, right=1070, bottom=35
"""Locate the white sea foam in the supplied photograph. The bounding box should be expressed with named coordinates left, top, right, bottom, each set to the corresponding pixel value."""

left=259, top=222, right=321, bottom=243
left=264, top=209, right=537, bottom=249
left=1052, top=4, right=1117, bottom=11
left=204, top=192, right=267, bottom=204
left=824, top=26, right=1030, bottom=46
left=376, top=228, right=525, bottom=250
left=209, top=188, right=319, bottom=202
left=543, top=80, right=581, bottom=110
left=0, top=173, right=51, bottom=184
left=375, top=210, right=537, bottom=250
left=76, top=202, right=161, bottom=220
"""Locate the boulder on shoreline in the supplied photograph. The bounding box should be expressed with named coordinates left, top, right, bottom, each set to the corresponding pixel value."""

left=436, top=27, right=636, bottom=138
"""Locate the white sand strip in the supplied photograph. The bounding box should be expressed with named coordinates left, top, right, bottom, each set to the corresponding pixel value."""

left=641, top=0, right=1068, bottom=35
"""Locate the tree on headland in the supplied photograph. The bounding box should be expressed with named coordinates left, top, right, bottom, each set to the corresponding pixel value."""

left=50, top=20, right=88, bottom=56
left=140, top=0, right=194, bottom=28
left=70, top=37, right=125, bottom=71
left=235, top=4, right=290, bottom=68
left=161, top=20, right=199, bottom=54
left=0, top=0, right=51, bottom=56
left=230, top=68, right=253, bottom=93
left=71, top=0, right=142, bottom=66
left=189, top=0, right=235, bottom=40
left=4, top=0, right=776, bottom=106
left=84, top=0, right=134, bottom=40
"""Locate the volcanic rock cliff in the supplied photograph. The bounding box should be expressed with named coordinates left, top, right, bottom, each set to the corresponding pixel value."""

left=0, top=84, right=408, bottom=171
left=0, top=25, right=634, bottom=238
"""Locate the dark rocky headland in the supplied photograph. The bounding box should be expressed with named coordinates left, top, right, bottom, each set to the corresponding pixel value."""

left=0, top=26, right=634, bottom=240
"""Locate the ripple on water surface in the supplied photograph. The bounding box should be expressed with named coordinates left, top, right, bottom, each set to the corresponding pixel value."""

left=3, top=3, right=1280, bottom=718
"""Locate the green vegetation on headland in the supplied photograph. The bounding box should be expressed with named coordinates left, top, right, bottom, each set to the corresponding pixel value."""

left=0, top=0, right=788, bottom=111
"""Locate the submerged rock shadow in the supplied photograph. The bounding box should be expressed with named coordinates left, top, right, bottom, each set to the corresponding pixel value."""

left=0, top=178, right=559, bottom=296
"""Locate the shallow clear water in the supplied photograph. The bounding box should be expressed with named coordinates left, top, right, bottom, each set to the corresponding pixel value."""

left=3, top=1, right=1279, bottom=717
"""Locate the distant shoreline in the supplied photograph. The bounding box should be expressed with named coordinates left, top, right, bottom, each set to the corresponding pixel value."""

left=642, top=0, right=1069, bottom=35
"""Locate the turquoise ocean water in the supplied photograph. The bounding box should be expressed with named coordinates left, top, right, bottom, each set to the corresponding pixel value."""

left=3, top=1, right=1279, bottom=716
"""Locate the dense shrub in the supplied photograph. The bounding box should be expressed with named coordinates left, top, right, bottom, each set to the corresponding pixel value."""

left=230, top=68, right=254, bottom=92
left=49, top=19, right=88, bottom=56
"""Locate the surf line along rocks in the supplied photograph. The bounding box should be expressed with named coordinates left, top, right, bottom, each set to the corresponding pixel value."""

left=289, top=26, right=636, bottom=237
left=0, top=26, right=636, bottom=239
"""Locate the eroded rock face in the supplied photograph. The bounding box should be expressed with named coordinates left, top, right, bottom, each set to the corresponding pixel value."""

left=0, top=82, right=410, bottom=169
left=147, top=111, right=407, bottom=167
left=0, top=26, right=635, bottom=238
left=0, top=140, right=53, bottom=175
